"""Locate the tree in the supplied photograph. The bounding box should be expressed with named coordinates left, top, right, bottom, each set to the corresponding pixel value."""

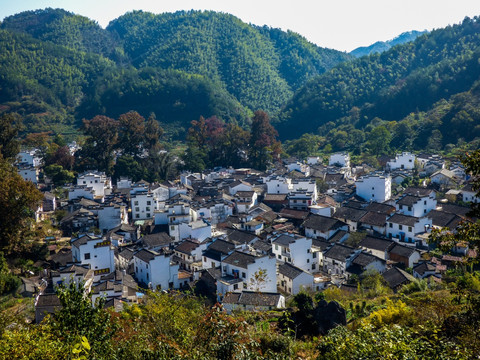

left=76, top=115, right=118, bottom=174
left=248, top=110, right=281, bottom=170
left=0, top=113, right=21, bottom=161
left=118, top=111, right=146, bottom=157
left=367, top=125, right=391, bottom=155
left=249, top=268, right=268, bottom=292
left=49, top=281, right=117, bottom=358
left=144, top=112, right=164, bottom=153
left=0, top=157, right=43, bottom=253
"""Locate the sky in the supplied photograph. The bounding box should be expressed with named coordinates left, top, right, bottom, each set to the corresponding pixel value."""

left=1, top=0, right=480, bottom=52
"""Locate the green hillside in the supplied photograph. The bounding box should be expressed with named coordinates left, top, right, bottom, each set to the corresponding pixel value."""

left=277, top=16, right=480, bottom=149
left=106, top=10, right=351, bottom=114
left=0, top=8, right=351, bottom=137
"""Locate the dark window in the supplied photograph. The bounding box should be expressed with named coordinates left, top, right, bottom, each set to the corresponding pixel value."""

left=399, top=225, right=403, bottom=230
left=389, top=223, right=393, bottom=228
left=84, top=253, right=90, bottom=260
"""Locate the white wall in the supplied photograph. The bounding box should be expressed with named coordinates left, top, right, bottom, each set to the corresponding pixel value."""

left=356, top=175, right=392, bottom=202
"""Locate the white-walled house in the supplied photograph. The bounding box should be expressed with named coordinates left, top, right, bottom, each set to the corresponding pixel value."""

left=17, top=164, right=39, bottom=184
left=133, top=249, right=179, bottom=290
left=154, top=202, right=191, bottom=225
left=169, top=220, right=211, bottom=242
left=329, top=153, right=350, bottom=168
left=395, top=194, right=437, bottom=217
left=355, top=174, right=392, bottom=202
left=217, top=251, right=277, bottom=296
left=323, top=243, right=362, bottom=276
left=271, top=233, right=314, bottom=272
left=387, top=152, right=416, bottom=171
left=307, top=156, right=320, bottom=165
left=17, top=149, right=42, bottom=168
left=461, top=184, right=479, bottom=203
left=97, top=204, right=128, bottom=233
left=286, top=161, right=310, bottom=176
left=68, top=186, right=95, bottom=201
left=291, top=179, right=318, bottom=201
left=228, top=180, right=253, bottom=196
left=131, top=191, right=155, bottom=221
left=235, top=191, right=257, bottom=213
left=222, top=291, right=285, bottom=313
left=386, top=214, right=432, bottom=246
left=71, top=235, right=115, bottom=279
left=264, top=176, right=292, bottom=194
left=278, top=262, right=314, bottom=295
left=77, top=171, right=112, bottom=199
left=303, top=214, right=349, bottom=241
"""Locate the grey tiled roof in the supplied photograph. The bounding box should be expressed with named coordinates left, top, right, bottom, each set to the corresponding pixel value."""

left=303, top=214, right=347, bottom=232
left=278, top=262, right=307, bottom=279
left=223, top=291, right=282, bottom=307
left=222, top=251, right=257, bottom=269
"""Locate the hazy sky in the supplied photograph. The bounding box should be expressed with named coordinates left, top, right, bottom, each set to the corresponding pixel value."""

left=1, top=0, right=480, bottom=51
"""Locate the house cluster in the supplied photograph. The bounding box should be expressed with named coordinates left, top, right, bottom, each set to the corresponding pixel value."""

left=23, top=149, right=478, bottom=320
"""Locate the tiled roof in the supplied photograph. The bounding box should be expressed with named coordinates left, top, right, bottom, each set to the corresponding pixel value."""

left=207, top=239, right=236, bottom=254
left=223, top=291, right=282, bottom=307
left=278, top=263, right=307, bottom=279
left=364, top=202, right=396, bottom=215
left=359, top=236, right=394, bottom=252
left=175, top=240, right=200, bottom=255
left=142, top=232, right=172, bottom=248
left=389, top=243, right=417, bottom=258
left=333, top=207, right=367, bottom=222
left=387, top=213, right=420, bottom=226
left=222, top=251, right=257, bottom=269
left=303, top=214, right=347, bottom=232
left=360, top=211, right=388, bottom=227
left=323, top=243, right=356, bottom=262
left=134, top=249, right=157, bottom=263
left=382, top=267, right=414, bottom=289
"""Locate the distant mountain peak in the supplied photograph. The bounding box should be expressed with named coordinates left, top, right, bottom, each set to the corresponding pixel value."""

left=350, top=30, right=428, bottom=58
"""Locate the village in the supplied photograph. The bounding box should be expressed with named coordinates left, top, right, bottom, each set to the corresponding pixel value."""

left=16, top=148, right=479, bottom=322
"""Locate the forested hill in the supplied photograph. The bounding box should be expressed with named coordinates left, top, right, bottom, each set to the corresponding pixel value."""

left=0, top=8, right=351, bottom=135
left=277, top=16, right=480, bottom=147
left=106, top=10, right=352, bottom=114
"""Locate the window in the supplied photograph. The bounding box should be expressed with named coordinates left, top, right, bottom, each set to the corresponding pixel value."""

left=399, top=225, right=403, bottom=230
left=307, top=259, right=310, bottom=263
left=278, top=254, right=281, bottom=259
left=171, top=226, right=175, bottom=230
left=146, top=264, right=149, bottom=269
left=147, top=201, right=151, bottom=205
left=275, top=244, right=278, bottom=250
left=372, top=187, right=374, bottom=190
left=372, top=194, right=375, bottom=197
left=424, top=200, right=427, bottom=205
left=233, top=284, right=238, bottom=290
left=146, top=273, right=149, bottom=281
left=134, top=201, right=138, bottom=206
left=312, top=252, right=317, bottom=258
left=312, top=264, right=316, bottom=270
left=424, top=209, right=427, bottom=214
left=146, top=213, right=150, bottom=218
left=135, top=207, right=140, bottom=212
left=146, top=207, right=150, bottom=212
left=136, top=266, right=138, bottom=273
left=136, top=214, right=139, bottom=219
left=408, top=226, right=412, bottom=232
left=389, top=223, right=393, bottom=228
left=399, top=205, right=403, bottom=209
left=408, top=206, right=412, bottom=212
left=242, top=272, right=246, bottom=278
left=84, top=253, right=90, bottom=260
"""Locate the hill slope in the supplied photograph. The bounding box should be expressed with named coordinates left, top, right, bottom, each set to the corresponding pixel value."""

left=106, top=10, right=352, bottom=114
left=277, top=17, right=480, bottom=146
left=0, top=8, right=351, bottom=136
